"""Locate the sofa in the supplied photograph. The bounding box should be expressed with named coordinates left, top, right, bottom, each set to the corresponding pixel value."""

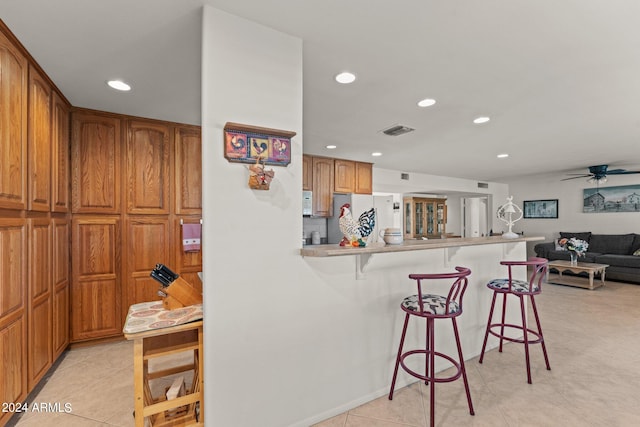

left=534, top=232, right=640, bottom=284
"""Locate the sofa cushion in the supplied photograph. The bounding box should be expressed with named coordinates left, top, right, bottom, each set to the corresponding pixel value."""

left=588, top=234, right=635, bottom=255
left=595, top=254, right=640, bottom=269
left=559, top=232, right=591, bottom=243
left=631, top=234, right=640, bottom=253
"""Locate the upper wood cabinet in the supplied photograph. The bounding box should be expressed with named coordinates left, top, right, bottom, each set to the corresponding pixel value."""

left=175, top=126, right=202, bottom=214
left=355, top=162, right=373, bottom=194
left=302, top=155, right=312, bottom=191
left=71, top=112, right=121, bottom=214
left=334, top=159, right=355, bottom=194
left=126, top=120, right=170, bottom=214
left=51, top=92, right=70, bottom=213
left=312, top=157, right=334, bottom=217
left=0, top=31, right=28, bottom=211
left=27, top=67, right=52, bottom=212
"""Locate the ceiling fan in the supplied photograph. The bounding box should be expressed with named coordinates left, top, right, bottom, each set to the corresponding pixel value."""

left=562, top=164, right=640, bottom=184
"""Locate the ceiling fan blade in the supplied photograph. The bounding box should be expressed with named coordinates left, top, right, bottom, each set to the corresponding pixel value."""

left=561, top=175, right=591, bottom=181
left=607, top=170, right=640, bottom=174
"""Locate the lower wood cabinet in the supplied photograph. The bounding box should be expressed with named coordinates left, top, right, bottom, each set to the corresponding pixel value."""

left=0, top=316, right=27, bottom=426
left=71, top=217, right=122, bottom=342
left=52, top=218, right=70, bottom=359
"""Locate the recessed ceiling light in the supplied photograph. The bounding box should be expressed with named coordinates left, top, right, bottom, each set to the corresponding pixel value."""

left=497, top=153, right=509, bottom=158
left=326, top=145, right=337, bottom=149
left=335, top=72, right=356, bottom=84
left=417, top=98, right=436, bottom=107
left=473, top=116, right=490, bottom=124
left=371, top=152, right=382, bottom=157
left=107, top=80, right=131, bottom=91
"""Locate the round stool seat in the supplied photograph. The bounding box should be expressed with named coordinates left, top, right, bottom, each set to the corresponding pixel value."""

left=487, top=278, right=539, bottom=293
left=401, top=294, right=460, bottom=315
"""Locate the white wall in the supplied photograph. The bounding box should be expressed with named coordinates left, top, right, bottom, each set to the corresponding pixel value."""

left=505, top=171, right=640, bottom=256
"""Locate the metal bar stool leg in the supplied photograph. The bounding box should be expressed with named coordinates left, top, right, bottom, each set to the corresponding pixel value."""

left=530, top=295, right=551, bottom=370
left=428, top=317, right=435, bottom=427
left=499, top=292, right=508, bottom=352
left=519, top=294, right=532, bottom=384
left=389, top=313, right=410, bottom=400
left=478, top=292, right=497, bottom=364
left=453, top=317, right=474, bottom=415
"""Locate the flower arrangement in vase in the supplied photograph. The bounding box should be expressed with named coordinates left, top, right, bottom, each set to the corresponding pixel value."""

left=559, top=237, right=589, bottom=265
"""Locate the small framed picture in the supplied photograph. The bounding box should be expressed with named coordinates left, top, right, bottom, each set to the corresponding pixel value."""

left=523, top=199, right=558, bottom=219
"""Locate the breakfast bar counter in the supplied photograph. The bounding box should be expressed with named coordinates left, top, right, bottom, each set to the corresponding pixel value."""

left=300, top=235, right=544, bottom=257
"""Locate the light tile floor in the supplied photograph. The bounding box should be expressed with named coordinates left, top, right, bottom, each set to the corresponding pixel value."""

left=9, top=279, right=640, bottom=426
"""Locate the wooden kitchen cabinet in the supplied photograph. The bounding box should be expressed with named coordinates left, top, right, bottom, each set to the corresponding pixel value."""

left=302, top=154, right=313, bottom=191
left=0, top=219, right=28, bottom=427
left=51, top=218, right=69, bottom=360
left=334, top=160, right=373, bottom=195
left=0, top=30, right=28, bottom=211
left=71, top=111, right=121, bottom=214
left=126, top=120, right=171, bottom=214
left=27, top=218, right=52, bottom=390
left=71, top=217, right=122, bottom=342
left=312, top=156, right=334, bottom=217
left=355, top=162, right=373, bottom=194
left=404, top=197, right=447, bottom=239
left=175, top=126, right=202, bottom=215
left=334, top=159, right=355, bottom=193
left=175, top=217, right=203, bottom=292
left=124, top=216, right=170, bottom=312
left=51, top=92, right=71, bottom=213
left=27, top=67, right=52, bottom=212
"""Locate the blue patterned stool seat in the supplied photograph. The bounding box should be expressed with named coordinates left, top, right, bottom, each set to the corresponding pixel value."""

left=487, top=278, right=539, bottom=293
left=401, top=294, right=460, bottom=315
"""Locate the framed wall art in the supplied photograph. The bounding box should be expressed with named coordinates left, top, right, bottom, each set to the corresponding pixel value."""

left=583, top=184, right=640, bottom=213
left=224, top=122, right=296, bottom=166
left=523, top=199, right=558, bottom=219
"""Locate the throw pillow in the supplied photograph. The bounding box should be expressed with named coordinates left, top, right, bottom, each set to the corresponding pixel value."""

left=554, top=239, right=566, bottom=251
left=559, top=231, right=591, bottom=243
left=634, top=249, right=640, bottom=256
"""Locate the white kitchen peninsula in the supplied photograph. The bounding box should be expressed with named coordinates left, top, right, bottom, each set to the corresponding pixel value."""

left=299, top=235, right=544, bottom=410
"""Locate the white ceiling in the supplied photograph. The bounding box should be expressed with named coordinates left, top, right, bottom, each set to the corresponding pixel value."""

left=2, top=0, right=640, bottom=182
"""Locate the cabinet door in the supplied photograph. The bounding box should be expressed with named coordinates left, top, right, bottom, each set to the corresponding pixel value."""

left=71, top=217, right=121, bottom=341
left=334, top=159, right=355, bottom=193
left=52, top=218, right=69, bottom=359
left=0, top=219, right=27, bottom=323
left=124, top=216, right=170, bottom=312
left=27, top=67, right=52, bottom=212
left=126, top=120, right=170, bottom=214
left=302, top=155, right=312, bottom=191
left=175, top=126, right=202, bottom=215
left=0, top=31, right=28, bottom=210
left=27, top=218, right=52, bottom=389
left=0, top=316, right=27, bottom=426
left=71, top=112, right=121, bottom=213
left=51, top=92, right=70, bottom=213
left=355, top=162, right=373, bottom=194
left=312, top=157, right=334, bottom=217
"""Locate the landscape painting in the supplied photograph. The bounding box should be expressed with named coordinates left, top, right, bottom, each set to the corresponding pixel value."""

left=583, top=184, right=640, bottom=213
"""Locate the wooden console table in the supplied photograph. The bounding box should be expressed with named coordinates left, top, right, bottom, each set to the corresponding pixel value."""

left=546, top=260, right=609, bottom=290
left=123, top=302, right=203, bottom=426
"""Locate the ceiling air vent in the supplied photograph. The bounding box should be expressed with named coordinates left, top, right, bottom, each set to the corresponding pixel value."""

left=401, top=173, right=410, bottom=180
left=382, top=124, right=415, bottom=136
left=477, top=182, right=489, bottom=189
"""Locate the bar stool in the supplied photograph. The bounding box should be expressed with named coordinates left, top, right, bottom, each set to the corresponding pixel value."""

left=388, top=267, right=474, bottom=427
left=478, top=258, right=550, bottom=384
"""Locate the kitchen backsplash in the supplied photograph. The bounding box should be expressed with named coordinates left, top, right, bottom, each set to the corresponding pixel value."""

left=302, top=217, right=328, bottom=245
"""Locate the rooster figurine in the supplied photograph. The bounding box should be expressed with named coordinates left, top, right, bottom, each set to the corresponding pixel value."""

left=338, top=203, right=376, bottom=247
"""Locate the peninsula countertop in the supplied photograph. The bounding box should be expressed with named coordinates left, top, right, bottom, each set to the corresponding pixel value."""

left=300, top=235, right=544, bottom=257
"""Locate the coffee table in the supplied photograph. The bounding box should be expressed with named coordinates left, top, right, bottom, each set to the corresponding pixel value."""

left=546, top=260, right=609, bottom=290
